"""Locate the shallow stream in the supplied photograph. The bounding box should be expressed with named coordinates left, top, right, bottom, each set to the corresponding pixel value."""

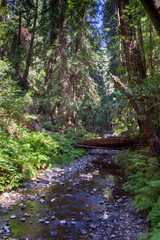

left=0, top=151, right=148, bottom=240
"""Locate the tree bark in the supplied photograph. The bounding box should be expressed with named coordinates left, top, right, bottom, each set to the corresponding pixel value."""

left=140, top=0, right=160, bottom=36
left=22, top=0, right=39, bottom=90
left=45, top=32, right=57, bottom=92
left=149, top=22, right=153, bottom=76
left=77, top=136, right=141, bottom=149
left=15, top=0, right=22, bottom=77
left=58, top=0, right=69, bottom=124
left=137, top=17, right=146, bottom=74
left=116, top=0, right=146, bottom=82
left=110, top=73, right=160, bottom=158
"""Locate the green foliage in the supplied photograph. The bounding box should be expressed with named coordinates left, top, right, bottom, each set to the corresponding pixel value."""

left=0, top=130, right=85, bottom=192
left=117, top=150, right=160, bottom=239
left=0, top=59, right=32, bottom=133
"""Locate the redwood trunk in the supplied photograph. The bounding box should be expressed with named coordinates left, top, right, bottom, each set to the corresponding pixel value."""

left=22, top=0, right=39, bottom=90
left=77, top=136, right=141, bottom=149
left=58, top=0, right=69, bottom=124
left=137, top=18, right=146, bottom=74
left=45, top=32, right=57, bottom=92
left=116, top=0, right=146, bottom=82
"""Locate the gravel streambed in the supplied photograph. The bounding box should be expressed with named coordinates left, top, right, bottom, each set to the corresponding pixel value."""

left=0, top=150, right=149, bottom=239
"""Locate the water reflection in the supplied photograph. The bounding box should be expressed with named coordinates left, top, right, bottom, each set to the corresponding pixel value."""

left=0, top=155, right=123, bottom=240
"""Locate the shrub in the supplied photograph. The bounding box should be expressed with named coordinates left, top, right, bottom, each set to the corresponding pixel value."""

left=0, top=130, right=85, bottom=192
left=117, top=150, right=160, bottom=239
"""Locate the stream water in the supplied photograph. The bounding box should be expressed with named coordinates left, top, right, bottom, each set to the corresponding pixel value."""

left=0, top=151, right=148, bottom=240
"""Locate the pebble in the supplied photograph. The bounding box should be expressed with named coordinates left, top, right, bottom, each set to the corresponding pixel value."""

left=39, top=199, right=45, bottom=204
left=90, top=223, right=97, bottom=229
left=81, top=230, right=88, bottom=235
left=65, top=194, right=73, bottom=197
left=10, top=215, right=16, bottom=219
left=60, top=220, right=67, bottom=224
left=20, top=218, right=26, bottom=222
left=71, top=221, right=76, bottom=225
left=51, top=198, right=56, bottom=202
left=50, top=231, right=58, bottom=237
left=24, top=213, right=30, bottom=217
left=38, top=219, right=46, bottom=223
left=19, top=203, right=26, bottom=209
left=45, top=221, right=50, bottom=224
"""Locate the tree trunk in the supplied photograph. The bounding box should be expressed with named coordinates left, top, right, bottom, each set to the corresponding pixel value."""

left=149, top=22, right=153, bottom=76
left=77, top=135, right=141, bottom=149
left=137, top=17, right=146, bottom=74
left=45, top=32, right=57, bottom=92
left=116, top=0, right=146, bottom=83
left=110, top=73, right=160, bottom=158
left=22, top=0, right=39, bottom=90
left=140, top=0, right=160, bottom=36
left=58, top=0, right=69, bottom=124
left=15, top=0, right=22, bottom=77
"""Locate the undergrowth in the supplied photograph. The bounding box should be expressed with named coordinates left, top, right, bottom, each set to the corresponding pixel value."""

left=0, top=130, right=85, bottom=192
left=117, top=150, right=160, bottom=240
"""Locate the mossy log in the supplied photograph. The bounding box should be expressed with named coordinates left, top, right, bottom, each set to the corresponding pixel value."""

left=77, top=136, right=141, bottom=149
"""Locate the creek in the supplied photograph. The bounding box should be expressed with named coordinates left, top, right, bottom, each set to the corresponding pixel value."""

left=0, top=150, right=148, bottom=240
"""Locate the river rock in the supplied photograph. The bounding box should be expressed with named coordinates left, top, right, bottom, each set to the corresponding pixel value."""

left=10, top=215, right=16, bottom=219
left=50, top=231, right=58, bottom=237
left=71, top=221, right=76, bottom=225
left=40, top=199, right=45, bottom=204
left=38, top=219, right=46, bottom=223
left=45, top=221, right=50, bottom=224
left=19, top=203, right=26, bottom=210
left=60, top=220, right=67, bottom=224
left=24, top=213, right=30, bottom=217
left=20, top=218, right=26, bottom=222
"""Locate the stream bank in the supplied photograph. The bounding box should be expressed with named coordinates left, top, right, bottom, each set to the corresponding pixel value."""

left=0, top=150, right=149, bottom=239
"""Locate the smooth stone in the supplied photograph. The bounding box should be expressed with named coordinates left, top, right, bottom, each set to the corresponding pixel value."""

left=45, top=221, right=50, bottom=224
left=50, top=231, right=58, bottom=237
left=38, top=219, right=46, bottom=223
left=24, top=213, right=30, bottom=217
left=51, top=216, right=56, bottom=220
left=20, top=218, right=26, bottom=222
left=40, top=199, right=45, bottom=204
left=60, top=220, right=67, bottom=224
left=81, top=230, right=87, bottom=235
left=10, top=215, right=16, bottom=219
left=65, top=194, right=73, bottom=197
left=71, top=221, right=76, bottom=225
left=90, top=224, right=97, bottom=229
left=0, top=229, right=4, bottom=234
left=19, top=204, right=26, bottom=209
left=67, top=187, right=72, bottom=191
left=51, top=198, right=56, bottom=203
left=39, top=194, right=45, bottom=198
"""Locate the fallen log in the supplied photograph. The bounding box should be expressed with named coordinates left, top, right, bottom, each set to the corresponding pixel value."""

left=77, top=136, right=141, bottom=149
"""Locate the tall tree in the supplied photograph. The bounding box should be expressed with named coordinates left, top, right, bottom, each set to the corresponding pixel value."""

left=22, top=0, right=39, bottom=90
left=116, top=0, right=146, bottom=83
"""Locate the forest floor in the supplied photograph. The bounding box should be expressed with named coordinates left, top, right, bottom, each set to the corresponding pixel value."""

left=0, top=150, right=149, bottom=239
